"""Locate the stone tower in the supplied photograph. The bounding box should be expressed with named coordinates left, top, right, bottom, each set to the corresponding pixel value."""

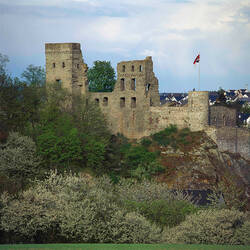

left=111, top=56, right=160, bottom=138
left=115, top=56, right=160, bottom=107
left=188, top=91, right=209, bottom=131
left=45, top=43, right=88, bottom=95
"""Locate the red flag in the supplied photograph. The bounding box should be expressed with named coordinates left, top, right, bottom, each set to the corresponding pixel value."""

left=193, top=54, right=200, bottom=64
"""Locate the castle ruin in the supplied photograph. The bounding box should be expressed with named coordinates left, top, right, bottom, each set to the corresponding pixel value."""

left=45, top=43, right=250, bottom=159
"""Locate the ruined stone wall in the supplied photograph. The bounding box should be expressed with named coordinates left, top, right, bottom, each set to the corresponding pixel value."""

left=206, top=126, right=250, bottom=160
left=45, top=43, right=88, bottom=95
left=45, top=43, right=249, bottom=160
left=146, top=107, right=189, bottom=136
left=45, top=43, right=210, bottom=139
left=209, top=105, right=237, bottom=127
left=89, top=56, right=160, bottom=139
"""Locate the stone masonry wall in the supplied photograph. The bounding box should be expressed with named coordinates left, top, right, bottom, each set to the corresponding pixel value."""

left=209, top=105, right=237, bottom=127
left=89, top=56, right=160, bottom=139
left=146, top=107, right=189, bottom=136
left=206, top=126, right=250, bottom=160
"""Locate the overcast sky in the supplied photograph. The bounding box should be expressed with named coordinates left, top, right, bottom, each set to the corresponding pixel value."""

left=0, top=0, right=249, bottom=92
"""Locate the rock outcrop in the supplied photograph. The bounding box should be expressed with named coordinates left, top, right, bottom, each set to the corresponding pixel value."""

left=153, top=131, right=250, bottom=210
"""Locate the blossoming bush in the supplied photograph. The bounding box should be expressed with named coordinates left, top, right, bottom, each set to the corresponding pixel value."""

left=0, top=132, right=41, bottom=185
left=163, top=208, right=250, bottom=245
left=0, top=171, right=161, bottom=244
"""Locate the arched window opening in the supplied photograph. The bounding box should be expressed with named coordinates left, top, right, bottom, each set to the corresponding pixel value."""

left=95, top=98, right=99, bottom=105
left=146, top=83, right=150, bottom=92
left=131, top=78, right=136, bottom=90
left=120, top=78, right=125, bottom=91
left=103, top=97, right=108, bottom=106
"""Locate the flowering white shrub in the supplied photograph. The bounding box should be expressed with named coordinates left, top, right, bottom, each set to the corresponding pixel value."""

left=163, top=208, right=249, bottom=245
left=0, top=171, right=162, bottom=243
left=0, top=132, right=40, bottom=182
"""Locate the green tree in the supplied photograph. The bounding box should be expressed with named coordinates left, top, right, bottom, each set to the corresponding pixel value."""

left=88, top=61, right=116, bottom=92
left=36, top=83, right=81, bottom=168
left=21, top=64, right=46, bottom=135
left=0, top=54, right=26, bottom=132
left=21, top=64, right=45, bottom=86
left=83, top=136, right=107, bottom=172
left=37, top=114, right=82, bottom=168
left=36, top=82, right=110, bottom=172
left=0, top=57, right=46, bottom=134
left=72, top=94, right=110, bottom=141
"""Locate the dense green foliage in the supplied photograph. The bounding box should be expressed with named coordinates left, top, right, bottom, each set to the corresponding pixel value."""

left=116, top=179, right=199, bottom=229
left=88, top=61, right=116, bottom=92
left=37, top=115, right=82, bottom=167
left=152, top=124, right=191, bottom=149
left=124, top=199, right=199, bottom=229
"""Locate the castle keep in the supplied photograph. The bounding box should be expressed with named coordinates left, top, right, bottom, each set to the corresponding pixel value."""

left=45, top=43, right=250, bottom=159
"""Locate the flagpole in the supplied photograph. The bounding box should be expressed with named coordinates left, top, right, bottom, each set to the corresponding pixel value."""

left=198, top=53, right=200, bottom=91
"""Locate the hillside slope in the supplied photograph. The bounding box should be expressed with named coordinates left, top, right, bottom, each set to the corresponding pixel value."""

left=146, top=127, right=250, bottom=209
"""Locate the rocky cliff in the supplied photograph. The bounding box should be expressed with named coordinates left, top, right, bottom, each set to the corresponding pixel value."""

left=148, top=130, right=250, bottom=210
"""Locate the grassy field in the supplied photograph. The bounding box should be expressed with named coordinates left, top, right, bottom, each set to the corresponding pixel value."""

left=0, top=244, right=249, bottom=250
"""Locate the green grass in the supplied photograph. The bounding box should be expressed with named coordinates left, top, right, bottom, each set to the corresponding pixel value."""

left=0, top=244, right=249, bottom=250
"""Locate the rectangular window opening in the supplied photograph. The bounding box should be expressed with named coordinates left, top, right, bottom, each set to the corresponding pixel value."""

left=103, top=97, right=108, bottom=106
left=120, top=97, right=125, bottom=108
left=150, top=98, right=153, bottom=106
left=139, top=65, right=143, bottom=72
left=131, top=65, right=134, bottom=72
left=131, top=97, right=136, bottom=108
left=62, top=62, right=65, bottom=68
left=131, top=78, right=136, bottom=91
left=120, top=78, right=125, bottom=91
left=56, top=79, right=62, bottom=84
left=53, top=63, right=56, bottom=68
left=146, top=83, right=150, bottom=92
left=122, top=65, right=126, bottom=72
